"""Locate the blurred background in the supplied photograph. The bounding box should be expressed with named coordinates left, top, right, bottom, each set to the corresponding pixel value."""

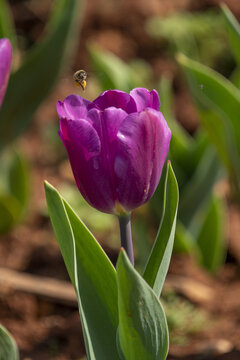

left=0, top=0, right=240, bottom=359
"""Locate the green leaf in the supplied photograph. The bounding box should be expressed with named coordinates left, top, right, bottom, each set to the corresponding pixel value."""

left=221, top=4, right=240, bottom=66
left=179, top=147, right=220, bottom=227
left=143, top=162, right=179, bottom=297
left=89, top=45, right=133, bottom=92
left=0, top=195, right=20, bottom=234
left=0, top=325, right=19, bottom=360
left=196, top=196, right=226, bottom=273
left=9, top=151, right=29, bottom=213
left=0, top=0, right=17, bottom=48
left=117, top=250, right=169, bottom=360
left=158, top=75, right=192, bottom=149
left=173, top=222, right=197, bottom=254
left=44, top=182, right=120, bottom=360
left=177, top=53, right=240, bottom=184
left=0, top=150, right=29, bottom=234
left=0, top=0, right=82, bottom=148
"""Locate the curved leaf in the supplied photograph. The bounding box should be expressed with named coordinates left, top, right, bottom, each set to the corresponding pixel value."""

left=221, top=4, right=240, bottom=66
left=45, top=182, right=120, bottom=360
left=117, top=250, right=169, bottom=360
left=0, top=325, right=19, bottom=360
left=177, top=53, right=240, bottom=185
left=143, top=162, right=179, bottom=297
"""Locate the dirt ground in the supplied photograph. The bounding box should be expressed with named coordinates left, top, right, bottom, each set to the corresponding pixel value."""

left=1, top=0, right=240, bottom=359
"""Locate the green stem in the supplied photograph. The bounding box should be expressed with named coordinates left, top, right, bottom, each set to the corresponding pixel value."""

left=118, top=214, right=134, bottom=266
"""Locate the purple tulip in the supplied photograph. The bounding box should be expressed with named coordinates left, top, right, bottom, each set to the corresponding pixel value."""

left=57, top=88, right=171, bottom=215
left=0, top=38, right=12, bottom=108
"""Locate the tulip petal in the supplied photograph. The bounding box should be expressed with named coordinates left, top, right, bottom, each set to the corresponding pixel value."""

left=59, top=118, right=116, bottom=213
left=114, top=109, right=171, bottom=211
left=93, top=90, right=137, bottom=113
left=57, top=95, right=91, bottom=120
left=102, top=107, right=128, bottom=142
left=130, top=88, right=160, bottom=112
left=0, top=38, right=12, bottom=108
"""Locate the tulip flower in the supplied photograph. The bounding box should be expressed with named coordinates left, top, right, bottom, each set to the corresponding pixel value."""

left=0, top=38, right=12, bottom=108
left=57, top=88, right=171, bottom=264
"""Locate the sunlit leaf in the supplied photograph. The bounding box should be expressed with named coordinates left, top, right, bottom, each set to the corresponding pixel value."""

left=117, top=250, right=169, bottom=360
left=0, top=325, right=19, bottom=360
left=45, top=182, right=120, bottom=360
left=143, top=162, right=179, bottom=297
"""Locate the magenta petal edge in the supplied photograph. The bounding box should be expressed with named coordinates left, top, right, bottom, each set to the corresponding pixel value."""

left=0, top=38, right=12, bottom=108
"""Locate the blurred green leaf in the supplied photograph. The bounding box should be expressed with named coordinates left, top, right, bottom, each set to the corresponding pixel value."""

left=0, top=195, right=20, bottom=234
left=158, top=75, right=192, bottom=148
left=143, top=162, right=179, bottom=297
left=128, top=59, right=153, bottom=89
left=0, top=325, right=19, bottom=360
left=0, top=0, right=17, bottom=48
left=196, top=196, right=226, bottom=272
left=89, top=46, right=154, bottom=92
left=177, top=53, right=240, bottom=188
left=45, top=181, right=120, bottom=360
left=230, top=67, right=240, bottom=88
left=173, top=222, right=197, bottom=254
left=179, top=147, right=220, bottom=227
left=117, top=250, right=169, bottom=360
left=0, top=150, right=29, bottom=234
left=89, top=45, right=132, bottom=92
left=221, top=4, right=240, bottom=66
left=146, top=11, right=226, bottom=66
left=9, top=151, right=29, bottom=212
left=0, top=0, right=82, bottom=148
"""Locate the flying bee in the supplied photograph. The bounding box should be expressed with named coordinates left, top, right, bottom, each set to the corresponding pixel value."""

left=73, top=69, right=87, bottom=91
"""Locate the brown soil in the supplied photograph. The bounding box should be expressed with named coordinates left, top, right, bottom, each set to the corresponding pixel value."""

left=1, top=0, right=240, bottom=359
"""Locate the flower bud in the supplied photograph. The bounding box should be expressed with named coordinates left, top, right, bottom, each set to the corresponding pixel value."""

left=57, top=88, right=171, bottom=214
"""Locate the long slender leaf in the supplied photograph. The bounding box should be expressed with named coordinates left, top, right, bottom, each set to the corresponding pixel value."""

left=179, top=147, right=220, bottom=227
left=0, top=0, right=17, bottom=48
left=177, top=53, right=240, bottom=185
left=45, top=182, right=120, bottom=360
left=9, top=151, right=29, bottom=213
left=117, top=250, right=169, bottom=360
left=196, top=196, right=225, bottom=272
left=89, top=45, right=132, bottom=92
left=143, top=162, right=179, bottom=297
left=0, top=0, right=82, bottom=148
left=221, top=4, right=240, bottom=66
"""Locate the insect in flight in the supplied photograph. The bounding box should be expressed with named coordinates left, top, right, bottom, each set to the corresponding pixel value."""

left=73, top=69, right=87, bottom=91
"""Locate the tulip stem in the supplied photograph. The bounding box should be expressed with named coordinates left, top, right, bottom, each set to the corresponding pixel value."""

left=118, top=214, right=134, bottom=266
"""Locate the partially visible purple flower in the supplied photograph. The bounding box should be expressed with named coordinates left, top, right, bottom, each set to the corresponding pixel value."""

left=57, top=88, right=171, bottom=214
left=0, top=38, right=12, bottom=108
